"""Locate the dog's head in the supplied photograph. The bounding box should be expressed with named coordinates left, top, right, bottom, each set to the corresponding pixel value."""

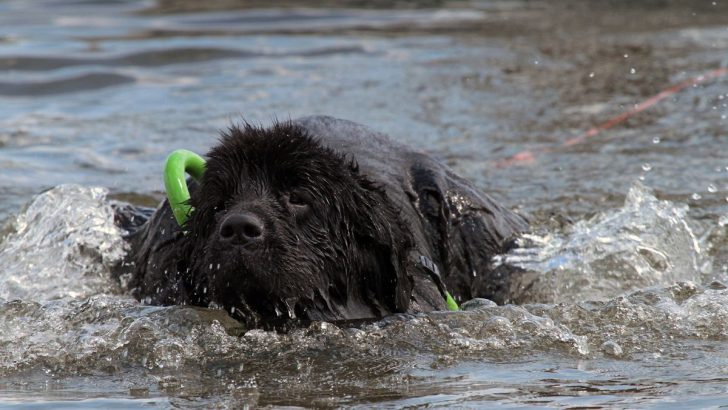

left=178, top=122, right=414, bottom=327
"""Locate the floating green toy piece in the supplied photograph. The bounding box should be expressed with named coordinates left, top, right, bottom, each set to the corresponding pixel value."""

left=164, top=149, right=206, bottom=226
left=445, top=291, right=459, bottom=311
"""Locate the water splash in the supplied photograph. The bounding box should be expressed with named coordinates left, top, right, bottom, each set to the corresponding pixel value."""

left=0, top=184, right=128, bottom=302
left=496, top=183, right=709, bottom=303
left=535, top=281, right=728, bottom=356
left=0, top=295, right=244, bottom=376
left=2, top=184, right=728, bottom=407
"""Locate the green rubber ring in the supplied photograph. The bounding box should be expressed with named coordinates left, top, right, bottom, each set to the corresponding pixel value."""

left=164, top=149, right=206, bottom=226
left=445, top=291, right=459, bottom=311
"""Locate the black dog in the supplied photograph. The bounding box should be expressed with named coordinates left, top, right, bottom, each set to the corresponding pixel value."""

left=117, top=116, right=528, bottom=328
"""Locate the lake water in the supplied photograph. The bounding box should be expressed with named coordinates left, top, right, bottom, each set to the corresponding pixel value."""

left=1, top=0, right=728, bottom=408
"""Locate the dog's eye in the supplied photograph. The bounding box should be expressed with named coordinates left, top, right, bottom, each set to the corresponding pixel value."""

left=288, top=191, right=311, bottom=207
left=213, top=201, right=227, bottom=213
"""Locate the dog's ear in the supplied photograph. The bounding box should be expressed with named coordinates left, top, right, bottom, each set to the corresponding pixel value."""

left=347, top=172, right=414, bottom=313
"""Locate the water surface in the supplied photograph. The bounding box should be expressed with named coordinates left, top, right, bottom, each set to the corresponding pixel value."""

left=2, top=0, right=728, bottom=408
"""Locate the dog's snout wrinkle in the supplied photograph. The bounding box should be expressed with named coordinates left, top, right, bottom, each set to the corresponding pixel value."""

left=219, top=212, right=265, bottom=244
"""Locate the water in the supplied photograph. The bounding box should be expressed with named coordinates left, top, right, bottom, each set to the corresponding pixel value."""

left=2, top=0, right=728, bottom=408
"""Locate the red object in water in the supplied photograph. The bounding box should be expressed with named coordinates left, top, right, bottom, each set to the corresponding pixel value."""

left=494, top=67, right=728, bottom=169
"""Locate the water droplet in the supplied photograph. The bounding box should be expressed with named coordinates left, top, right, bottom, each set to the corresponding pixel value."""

left=652, top=136, right=661, bottom=144
left=708, top=184, right=718, bottom=193
left=630, top=68, right=636, bottom=74
left=642, top=163, right=652, bottom=172
left=534, top=60, right=539, bottom=65
left=692, top=193, right=702, bottom=200
left=624, top=53, right=629, bottom=58
left=588, top=72, right=595, bottom=78
left=209, top=263, right=213, bottom=270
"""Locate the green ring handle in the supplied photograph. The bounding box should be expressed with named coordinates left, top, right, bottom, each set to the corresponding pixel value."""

left=445, top=291, right=459, bottom=311
left=164, top=149, right=206, bottom=226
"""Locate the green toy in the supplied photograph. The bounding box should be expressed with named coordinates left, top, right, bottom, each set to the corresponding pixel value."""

left=445, top=291, right=459, bottom=311
left=164, top=149, right=206, bottom=226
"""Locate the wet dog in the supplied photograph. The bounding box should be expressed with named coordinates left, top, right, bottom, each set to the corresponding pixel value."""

left=118, top=116, right=528, bottom=328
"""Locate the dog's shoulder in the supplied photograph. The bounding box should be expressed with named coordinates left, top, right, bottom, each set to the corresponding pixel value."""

left=115, top=192, right=189, bottom=305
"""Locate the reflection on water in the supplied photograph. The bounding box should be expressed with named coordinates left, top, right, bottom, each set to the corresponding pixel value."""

left=2, top=0, right=728, bottom=407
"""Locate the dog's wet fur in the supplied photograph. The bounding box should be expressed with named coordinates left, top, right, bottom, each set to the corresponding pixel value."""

left=118, top=116, right=530, bottom=329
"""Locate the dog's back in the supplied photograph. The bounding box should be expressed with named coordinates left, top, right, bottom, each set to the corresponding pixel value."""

left=294, top=116, right=530, bottom=304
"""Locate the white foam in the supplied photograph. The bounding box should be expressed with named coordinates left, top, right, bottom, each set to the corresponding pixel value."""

left=0, top=184, right=128, bottom=302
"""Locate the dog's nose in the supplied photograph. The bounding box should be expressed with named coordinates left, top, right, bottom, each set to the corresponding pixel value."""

left=219, top=213, right=264, bottom=244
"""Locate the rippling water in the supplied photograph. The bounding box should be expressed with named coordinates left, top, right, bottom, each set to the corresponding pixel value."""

left=2, top=0, right=728, bottom=408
